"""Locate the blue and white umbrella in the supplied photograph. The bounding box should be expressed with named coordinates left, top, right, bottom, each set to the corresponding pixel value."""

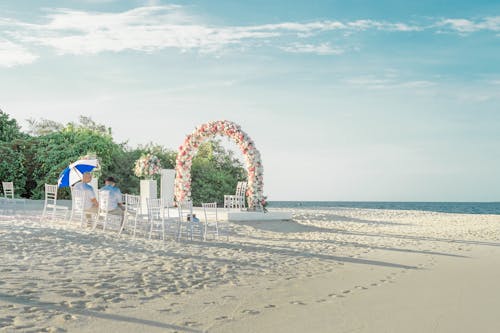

left=57, top=159, right=99, bottom=188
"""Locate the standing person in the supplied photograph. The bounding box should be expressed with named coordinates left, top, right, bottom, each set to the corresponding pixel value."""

left=100, top=176, right=125, bottom=223
left=72, top=172, right=98, bottom=218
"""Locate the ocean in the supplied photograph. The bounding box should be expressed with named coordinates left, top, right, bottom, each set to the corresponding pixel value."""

left=269, top=201, right=500, bottom=215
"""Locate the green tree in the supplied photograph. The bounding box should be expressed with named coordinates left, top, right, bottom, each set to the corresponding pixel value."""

left=26, top=118, right=64, bottom=136
left=29, top=125, right=121, bottom=199
left=0, top=110, right=28, bottom=197
left=0, top=109, right=24, bottom=142
left=190, top=140, right=246, bottom=206
left=0, top=141, right=27, bottom=197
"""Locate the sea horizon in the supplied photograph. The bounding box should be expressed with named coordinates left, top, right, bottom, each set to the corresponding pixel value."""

left=269, top=201, right=500, bottom=215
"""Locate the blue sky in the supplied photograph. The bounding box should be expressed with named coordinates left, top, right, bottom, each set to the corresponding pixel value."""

left=1, top=0, right=499, bottom=201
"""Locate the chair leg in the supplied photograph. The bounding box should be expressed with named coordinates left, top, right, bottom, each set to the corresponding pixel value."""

left=161, top=221, right=165, bottom=241
left=119, top=216, right=126, bottom=235
left=133, top=218, right=138, bottom=238
left=177, top=221, right=182, bottom=241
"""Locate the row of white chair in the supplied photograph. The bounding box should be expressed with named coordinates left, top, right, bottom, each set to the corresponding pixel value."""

left=119, top=195, right=224, bottom=241
left=40, top=184, right=227, bottom=242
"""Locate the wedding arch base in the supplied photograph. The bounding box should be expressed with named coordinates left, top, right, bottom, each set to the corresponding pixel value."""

left=225, top=210, right=292, bottom=222
left=186, top=207, right=292, bottom=222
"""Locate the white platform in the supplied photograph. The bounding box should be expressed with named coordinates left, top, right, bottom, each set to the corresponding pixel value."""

left=186, top=208, right=293, bottom=222
left=227, top=211, right=292, bottom=221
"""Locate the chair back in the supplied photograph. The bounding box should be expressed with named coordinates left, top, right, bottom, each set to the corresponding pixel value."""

left=41, top=183, right=68, bottom=222
left=177, top=200, right=193, bottom=222
left=235, top=181, right=247, bottom=197
left=2, top=182, right=14, bottom=199
left=70, top=188, right=88, bottom=225
left=98, top=190, right=111, bottom=215
left=44, top=184, right=58, bottom=205
left=146, top=198, right=163, bottom=221
left=202, top=202, right=218, bottom=222
left=71, top=189, right=87, bottom=213
left=125, top=194, right=141, bottom=215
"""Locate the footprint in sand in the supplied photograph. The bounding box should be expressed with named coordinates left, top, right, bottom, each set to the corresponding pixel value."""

left=242, top=309, right=260, bottom=315
left=328, top=293, right=344, bottom=298
left=158, top=308, right=172, bottom=313
left=290, top=300, right=306, bottom=305
left=316, top=299, right=327, bottom=303
left=215, top=316, right=229, bottom=321
left=222, top=295, right=236, bottom=299
left=342, top=290, right=351, bottom=294
left=264, top=304, right=276, bottom=308
left=183, top=320, right=201, bottom=327
left=354, top=286, right=367, bottom=290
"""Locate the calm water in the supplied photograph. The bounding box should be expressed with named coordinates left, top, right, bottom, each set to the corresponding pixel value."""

left=269, top=201, right=500, bottom=215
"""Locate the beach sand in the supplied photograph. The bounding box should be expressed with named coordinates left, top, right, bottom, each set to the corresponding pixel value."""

left=1, top=205, right=499, bottom=332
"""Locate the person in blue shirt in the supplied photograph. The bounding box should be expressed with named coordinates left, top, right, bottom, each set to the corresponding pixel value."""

left=100, top=176, right=125, bottom=222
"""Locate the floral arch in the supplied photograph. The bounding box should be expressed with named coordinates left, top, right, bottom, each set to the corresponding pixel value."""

left=174, top=120, right=264, bottom=210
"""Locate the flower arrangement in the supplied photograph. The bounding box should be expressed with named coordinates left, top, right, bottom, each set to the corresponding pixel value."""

left=134, top=153, right=162, bottom=179
left=174, top=120, right=264, bottom=209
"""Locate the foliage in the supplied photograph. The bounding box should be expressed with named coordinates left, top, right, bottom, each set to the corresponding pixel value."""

left=29, top=127, right=120, bottom=199
left=1, top=111, right=248, bottom=204
left=26, top=118, right=64, bottom=136
left=190, top=140, right=246, bottom=206
left=0, top=110, right=28, bottom=197
left=0, top=140, right=27, bottom=197
left=0, top=109, right=24, bottom=142
left=26, top=116, right=111, bottom=137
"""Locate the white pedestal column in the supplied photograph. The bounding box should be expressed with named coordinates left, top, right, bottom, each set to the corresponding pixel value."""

left=140, top=179, right=157, bottom=214
left=160, top=169, right=175, bottom=207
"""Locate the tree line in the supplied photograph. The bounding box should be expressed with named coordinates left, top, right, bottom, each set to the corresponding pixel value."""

left=0, top=110, right=246, bottom=205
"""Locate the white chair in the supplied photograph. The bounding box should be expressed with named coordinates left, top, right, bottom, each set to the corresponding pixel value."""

left=2, top=181, right=26, bottom=213
left=224, top=181, right=247, bottom=210
left=70, top=188, right=89, bottom=227
left=120, top=194, right=142, bottom=237
left=94, top=191, right=122, bottom=232
left=177, top=200, right=204, bottom=241
left=146, top=198, right=172, bottom=241
left=2, top=181, right=14, bottom=199
left=202, top=202, right=219, bottom=241
left=41, top=184, right=69, bottom=222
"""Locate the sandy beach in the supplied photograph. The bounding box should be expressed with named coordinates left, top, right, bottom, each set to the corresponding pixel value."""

left=1, top=205, right=499, bottom=333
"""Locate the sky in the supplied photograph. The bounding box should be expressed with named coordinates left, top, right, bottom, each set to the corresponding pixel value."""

left=1, top=0, right=500, bottom=202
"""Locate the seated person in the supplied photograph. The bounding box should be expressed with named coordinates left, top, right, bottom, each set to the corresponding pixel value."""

left=73, top=172, right=98, bottom=217
left=100, top=176, right=125, bottom=222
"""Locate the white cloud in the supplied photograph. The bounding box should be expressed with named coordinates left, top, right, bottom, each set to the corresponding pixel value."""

left=438, top=16, right=500, bottom=33
left=345, top=76, right=435, bottom=90
left=347, top=19, right=421, bottom=32
left=0, top=38, right=38, bottom=67
left=0, top=6, right=499, bottom=62
left=280, top=42, right=344, bottom=55
left=0, top=6, right=433, bottom=57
